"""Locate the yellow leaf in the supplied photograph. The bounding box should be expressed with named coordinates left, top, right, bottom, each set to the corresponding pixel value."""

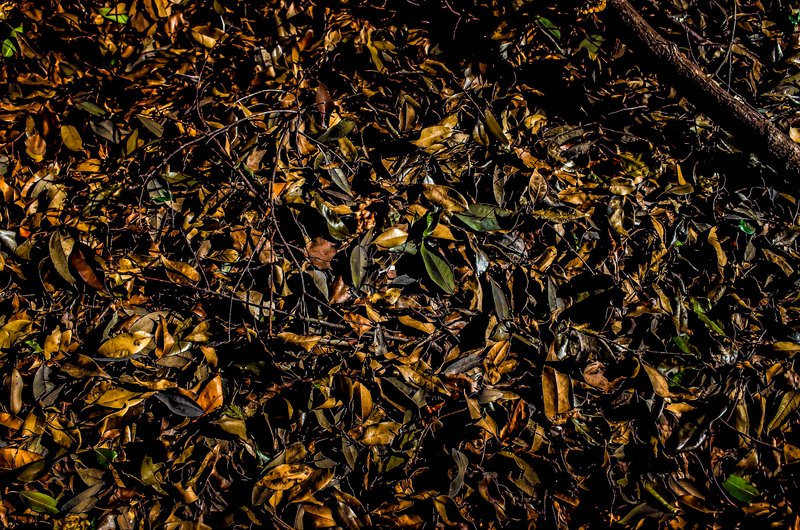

left=75, top=159, right=102, bottom=172
left=422, top=184, right=467, bottom=213
left=373, top=227, right=408, bottom=248
left=9, top=367, right=23, bottom=415
left=97, top=331, right=152, bottom=358
left=643, top=364, right=672, bottom=398
left=185, top=320, right=211, bottom=342
left=0, top=319, right=33, bottom=348
left=358, top=422, right=401, bottom=445
left=191, top=25, right=225, bottom=48
left=429, top=224, right=456, bottom=240
left=772, top=342, right=800, bottom=353
left=257, top=464, right=314, bottom=490
left=412, top=125, right=452, bottom=149
left=277, top=332, right=321, bottom=352
left=707, top=226, right=727, bottom=273
left=49, top=230, right=77, bottom=286
left=60, top=125, right=84, bottom=152
left=398, top=315, right=435, bottom=334
left=485, top=110, right=510, bottom=145
left=768, top=390, right=800, bottom=432
left=484, top=340, right=510, bottom=366
left=542, top=366, right=572, bottom=423
left=91, top=387, right=149, bottom=409
left=354, top=382, right=373, bottom=421
left=161, top=256, right=201, bottom=283
left=0, top=412, right=23, bottom=432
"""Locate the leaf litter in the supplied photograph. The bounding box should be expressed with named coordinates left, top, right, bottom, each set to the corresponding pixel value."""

left=0, top=0, right=799, bottom=528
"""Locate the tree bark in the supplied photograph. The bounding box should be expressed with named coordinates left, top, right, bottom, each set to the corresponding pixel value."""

left=606, top=0, right=800, bottom=184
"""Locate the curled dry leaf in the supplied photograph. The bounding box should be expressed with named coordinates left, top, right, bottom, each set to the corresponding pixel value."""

left=9, top=367, right=23, bottom=415
left=25, top=134, right=46, bottom=161
left=69, top=246, right=104, bottom=289
left=49, top=231, right=77, bottom=285
left=355, top=421, right=401, bottom=446
left=316, top=82, right=334, bottom=125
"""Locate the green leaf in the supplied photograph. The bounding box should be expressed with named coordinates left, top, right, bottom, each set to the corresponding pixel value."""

left=737, top=219, right=755, bottom=235
left=12, top=25, right=24, bottom=35
left=454, top=204, right=511, bottom=232
left=328, top=166, right=352, bottom=196
left=722, top=475, right=760, bottom=504
left=672, top=335, right=698, bottom=355
left=93, top=448, right=118, bottom=468
left=689, top=297, right=726, bottom=336
left=98, top=7, right=129, bottom=24
left=317, top=120, right=355, bottom=143
left=535, top=16, right=561, bottom=40
left=18, top=491, right=59, bottom=514
left=578, top=34, right=605, bottom=57
left=350, top=242, right=368, bottom=290
left=313, top=194, right=351, bottom=240
left=137, top=115, right=164, bottom=138
left=76, top=101, right=106, bottom=116
left=422, top=209, right=439, bottom=238
left=420, top=244, right=455, bottom=294
left=2, top=38, right=16, bottom=58
left=490, top=278, right=510, bottom=320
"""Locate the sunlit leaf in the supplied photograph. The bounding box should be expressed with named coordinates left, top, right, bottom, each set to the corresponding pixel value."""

left=98, top=7, right=128, bottom=24
left=97, top=331, right=153, bottom=359
left=722, top=475, right=760, bottom=504
left=17, top=491, right=58, bottom=515
left=373, top=227, right=408, bottom=248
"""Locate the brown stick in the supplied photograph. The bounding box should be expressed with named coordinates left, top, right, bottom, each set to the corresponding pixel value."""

left=606, top=0, right=800, bottom=184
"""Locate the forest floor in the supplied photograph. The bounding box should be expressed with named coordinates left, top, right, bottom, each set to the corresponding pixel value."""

left=1, top=0, right=800, bottom=528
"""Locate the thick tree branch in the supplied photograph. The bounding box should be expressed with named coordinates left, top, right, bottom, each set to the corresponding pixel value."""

left=607, top=0, right=800, bottom=184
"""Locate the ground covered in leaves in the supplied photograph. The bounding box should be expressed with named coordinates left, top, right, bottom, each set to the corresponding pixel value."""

left=1, top=0, right=800, bottom=528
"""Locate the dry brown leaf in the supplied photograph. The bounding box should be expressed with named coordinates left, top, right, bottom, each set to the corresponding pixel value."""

left=306, top=237, right=338, bottom=269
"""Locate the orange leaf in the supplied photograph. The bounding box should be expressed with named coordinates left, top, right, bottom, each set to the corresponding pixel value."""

left=197, top=375, right=223, bottom=413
